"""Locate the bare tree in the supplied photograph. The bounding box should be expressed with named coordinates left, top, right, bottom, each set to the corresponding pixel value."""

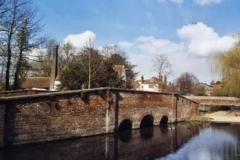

left=84, top=39, right=97, bottom=89
left=152, top=54, right=172, bottom=91
left=101, top=44, right=125, bottom=58
left=28, top=38, right=58, bottom=77
left=101, top=45, right=138, bottom=89
left=175, top=72, right=199, bottom=95
left=13, top=16, right=41, bottom=89
left=0, top=0, right=7, bottom=18
left=0, top=0, right=41, bottom=90
left=59, top=41, right=76, bottom=69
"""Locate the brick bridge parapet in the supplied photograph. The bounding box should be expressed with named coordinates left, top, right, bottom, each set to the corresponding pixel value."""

left=186, top=96, right=240, bottom=107
left=0, top=88, right=198, bottom=147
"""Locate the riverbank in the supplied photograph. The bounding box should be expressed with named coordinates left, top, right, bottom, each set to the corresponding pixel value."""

left=202, top=110, right=240, bottom=123
left=190, top=110, right=240, bottom=123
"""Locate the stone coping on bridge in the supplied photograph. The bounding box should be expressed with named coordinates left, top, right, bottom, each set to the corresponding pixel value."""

left=0, top=89, right=54, bottom=98
left=0, top=88, right=198, bottom=104
left=186, top=96, right=240, bottom=100
left=186, top=96, right=240, bottom=106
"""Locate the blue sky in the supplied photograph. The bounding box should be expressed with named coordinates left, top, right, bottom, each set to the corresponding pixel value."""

left=33, top=0, right=240, bottom=84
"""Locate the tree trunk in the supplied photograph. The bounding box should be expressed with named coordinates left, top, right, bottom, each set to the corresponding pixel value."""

left=5, top=40, right=11, bottom=90
left=13, top=53, right=22, bottom=90
left=88, top=50, right=91, bottom=89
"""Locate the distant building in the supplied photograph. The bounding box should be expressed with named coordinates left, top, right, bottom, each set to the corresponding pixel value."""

left=212, top=81, right=222, bottom=91
left=211, top=81, right=224, bottom=95
left=134, top=76, right=159, bottom=92
left=113, top=65, right=126, bottom=81
left=20, top=77, right=50, bottom=90
left=196, top=83, right=213, bottom=96
left=20, top=75, right=60, bottom=91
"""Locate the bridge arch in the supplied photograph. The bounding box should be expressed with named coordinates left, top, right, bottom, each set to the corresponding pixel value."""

left=160, top=115, right=168, bottom=125
left=140, top=115, right=154, bottom=128
left=160, top=115, right=168, bottom=134
left=118, top=119, right=132, bottom=132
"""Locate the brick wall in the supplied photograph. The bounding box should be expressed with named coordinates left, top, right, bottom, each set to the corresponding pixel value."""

left=3, top=91, right=108, bottom=146
left=187, top=96, right=240, bottom=106
left=117, top=92, right=175, bottom=128
left=177, top=96, right=199, bottom=122
left=0, top=88, right=199, bottom=147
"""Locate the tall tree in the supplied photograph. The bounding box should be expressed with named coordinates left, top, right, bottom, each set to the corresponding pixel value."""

left=28, top=38, right=58, bottom=77
left=0, top=0, right=41, bottom=90
left=194, top=84, right=206, bottom=96
left=82, top=45, right=104, bottom=89
left=59, top=41, right=76, bottom=69
left=59, top=47, right=124, bottom=90
left=0, top=0, right=7, bottom=18
left=213, top=38, right=240, bottom=97
left=13, top=19, right=33, bottom=89
left=152, top=54, right=172, bottom=92
left=102, top=45, right=138, bottom=89
left=175, top=72, right=199, bottom=95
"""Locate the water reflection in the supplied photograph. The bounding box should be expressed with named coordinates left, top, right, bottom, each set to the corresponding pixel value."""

left=159, top=124, right=240, bottom=160
left=0, top=123, right=239, bottom=160
left=118, top=130, right=132, bottom=143
left=139, top=126, right=153, bottom=140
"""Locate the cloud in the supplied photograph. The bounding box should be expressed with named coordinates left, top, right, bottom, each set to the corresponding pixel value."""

left=61, top=23, right=236, bottom=83
left=118, top=22, right=236, bottom=83
left=63, top=30, right=96, bottom=50
left=177, top=22, right=236, bottom=56
left=118, top=41, right=134, bottom=49
left=194, top=0, right=222, bottom=5
left=135, top=36, right=184, bottom=55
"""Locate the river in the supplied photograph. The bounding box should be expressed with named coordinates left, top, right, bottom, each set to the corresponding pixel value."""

left=0, top=122, right=239, bottom=160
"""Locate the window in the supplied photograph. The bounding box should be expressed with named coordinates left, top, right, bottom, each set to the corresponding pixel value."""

left=149, top=84, right=153, bottom=88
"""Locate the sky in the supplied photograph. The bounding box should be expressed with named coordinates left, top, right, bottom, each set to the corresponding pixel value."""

left=33, top=0, right=240, bottom=84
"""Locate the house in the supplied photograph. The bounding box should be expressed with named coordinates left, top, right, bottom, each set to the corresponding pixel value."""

left=20, top=77, right=50, bottom=90
left=113, top=65, right=126, bottom=81
left=135, top=76, right=159, bottom=92
left=20, top=75, right=60, bottom=91
left=212, top=81, right=222, bottom=91
left=211, top=81, right=224, bottom=95
left=20, top=45, right=60, bottom=91
left=196, top=83, right=213, bottom=96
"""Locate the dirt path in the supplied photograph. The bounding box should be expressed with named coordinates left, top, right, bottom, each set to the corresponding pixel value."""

left=203, top=110, right=240, bottom=123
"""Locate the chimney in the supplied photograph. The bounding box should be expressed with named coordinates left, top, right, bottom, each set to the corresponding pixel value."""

left=164, top=76, right=167, bottom=85
left=49, top=44, right=59, bottom=90
left=141, top=75, right=144, bottom=83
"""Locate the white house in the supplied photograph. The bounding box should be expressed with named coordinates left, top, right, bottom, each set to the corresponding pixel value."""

left=135, top=76, right=159, bottom=92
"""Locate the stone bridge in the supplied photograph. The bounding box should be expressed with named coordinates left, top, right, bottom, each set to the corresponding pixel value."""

left=0, top=88, right=198, bottom=147
left=186, top=96, right=240, bottom=112
left=186, top=96, right=240, bottom=106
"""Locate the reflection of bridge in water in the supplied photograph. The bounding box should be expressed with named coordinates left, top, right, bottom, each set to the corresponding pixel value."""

left=0, top=123, right=202, bottom=160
